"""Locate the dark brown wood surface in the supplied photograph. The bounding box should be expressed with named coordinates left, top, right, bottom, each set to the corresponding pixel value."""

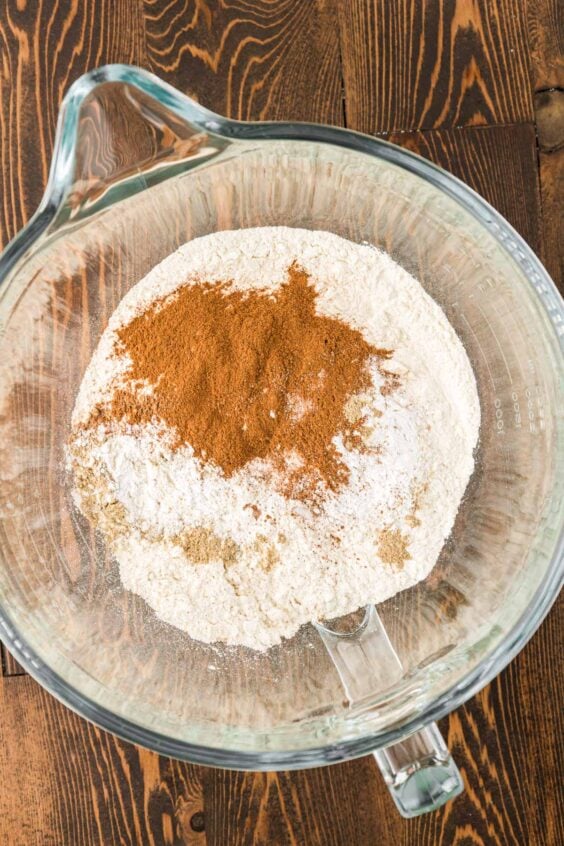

left=0, top=2, right=562, bottom=844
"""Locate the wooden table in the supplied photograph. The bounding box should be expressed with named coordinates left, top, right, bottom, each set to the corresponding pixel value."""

left=0, top=2, right=562, bottom=844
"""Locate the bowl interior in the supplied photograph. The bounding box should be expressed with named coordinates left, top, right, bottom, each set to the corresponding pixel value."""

left=0, top=80, right=562, bottom=760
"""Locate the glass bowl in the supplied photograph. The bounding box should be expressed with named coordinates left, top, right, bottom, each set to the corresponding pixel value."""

left=0, top=65, right=562, bottom=817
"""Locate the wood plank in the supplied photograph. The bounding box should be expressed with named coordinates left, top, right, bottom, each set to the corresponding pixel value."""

left=535, top=87, right=564, bottom=285
left=538, top=145, right=563, bottom=285
left=527, top=0, right=563, bottom=286
left=143, top=0, right=344, bottom=124
left=505, top=597, right=564, bottom=846
left=338, top=0, right=534, bottom=134
left=385, top=123, right=542, bottom=252
left=203, top=759, right=393, bottom=846
left=527, top=0, right=564, bottom=90
left=0, top=673, right=208, bottom=846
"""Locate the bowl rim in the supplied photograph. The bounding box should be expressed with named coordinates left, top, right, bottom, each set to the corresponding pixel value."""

left=0, top=63, right=562, bottom=769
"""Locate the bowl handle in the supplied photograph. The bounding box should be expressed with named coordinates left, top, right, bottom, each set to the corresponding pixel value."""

left=374, top=721, right=463, bottom=817
left=315, top=606, right=463, bottom=817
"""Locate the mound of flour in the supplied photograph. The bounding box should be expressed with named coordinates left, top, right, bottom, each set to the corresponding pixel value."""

left=69, top=227, right=480, bottom=650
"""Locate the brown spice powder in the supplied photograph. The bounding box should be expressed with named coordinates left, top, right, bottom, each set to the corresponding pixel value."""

left=89, top=264, right=392, bottom=497
left=377, top=528, right=411, bottom=569
left=175, top=526, right=240, bottom=566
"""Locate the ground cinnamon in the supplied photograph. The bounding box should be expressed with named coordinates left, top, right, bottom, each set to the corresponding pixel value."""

left=89, top=264, right=392, bottom=497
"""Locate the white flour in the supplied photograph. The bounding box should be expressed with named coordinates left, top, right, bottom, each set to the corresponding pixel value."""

left=69, top=227, right=480, bottom=650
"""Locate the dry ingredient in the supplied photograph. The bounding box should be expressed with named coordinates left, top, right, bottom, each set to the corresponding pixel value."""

left=88, top=263, right=394, bottom=498
left=68, top=227, right=480, bottom=650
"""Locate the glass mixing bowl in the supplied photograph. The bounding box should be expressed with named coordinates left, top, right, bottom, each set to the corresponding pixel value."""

left=0, top=65, right=562, bottom=817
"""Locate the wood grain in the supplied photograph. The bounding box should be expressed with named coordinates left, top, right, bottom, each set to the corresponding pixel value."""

left=1, top=603, right=561, bottom=846
left=0, top=0, right=146, bottom=245
left=143, top=0, right=344, bottom=124
left=0, top=672, right=208, bottom=846
left=0, top=2, right=562, bottom=845
left=385, top=123, right=542, bottom=252
left=0, top=0, right=342, bottom=248
left=339, top=606, right=563, bottom=846
left=527, top=0, right=563, bottom=286
left=535, top=87, right=564, bottom=283
left=337, top=0, right=534, bottom=134
left=527, top=0, right=564, bottom=91
left=537, top=142, right=563, bottom=283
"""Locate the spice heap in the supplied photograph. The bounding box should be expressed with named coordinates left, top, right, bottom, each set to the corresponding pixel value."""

left=69, top=227, right=480, bottom=650
left=88, top=264, right=394, bottom=499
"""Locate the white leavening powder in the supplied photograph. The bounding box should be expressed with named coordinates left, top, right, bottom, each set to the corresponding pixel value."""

left=68, top=227, right=480, bottom=650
